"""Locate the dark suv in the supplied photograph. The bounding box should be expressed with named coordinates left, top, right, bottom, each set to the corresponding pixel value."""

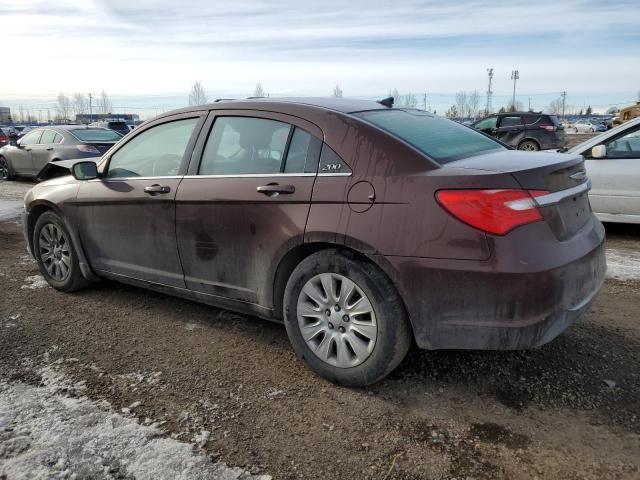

left=472, top=112, right=565, bottom=151
left=22, top=98, right=604, bottom=387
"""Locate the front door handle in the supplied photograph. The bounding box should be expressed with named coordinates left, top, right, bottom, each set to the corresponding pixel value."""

left=257, top=183, right=295, bottom=196
left=144, top=184, right=171, bottom=194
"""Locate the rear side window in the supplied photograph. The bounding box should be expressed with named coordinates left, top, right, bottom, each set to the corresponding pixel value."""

left=499, top=116, right=522, bottom=127
left=53, top=133, right=63, bottom=143
left=355, top=110, right=503, bottom=164
left=523, top=114, right=540, bottom=125
left=283, top=128, right=322, bottom=173
left=547, top=115, right=560, bottom=126
left=199, top=117, right=291, bottom=175
left=40, top=130, right=57, bottom=144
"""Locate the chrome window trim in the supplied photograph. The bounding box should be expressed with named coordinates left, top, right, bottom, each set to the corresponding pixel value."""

left=183, top=173, right=316, bottom=179
left=87, top=172, right=353, bottom=181
left=89, top=176, right=184, bottom=182
left=535, top=180, right=591, bottom=207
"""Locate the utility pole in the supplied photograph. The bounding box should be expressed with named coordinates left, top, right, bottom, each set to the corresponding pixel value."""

left=561, top=91, right=567, bottom=119
left=423, top=93, right=427, bottom=111
left=88, top=92, right=93, bottom=123
left=510, top=70, right=519, bottom=111
left=486, top=68, right=494, bottom=114
left=528, top=97, right=532, bottom=111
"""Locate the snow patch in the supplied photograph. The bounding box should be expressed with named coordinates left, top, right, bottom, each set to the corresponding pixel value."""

left=20, top=275, right=49, bottom=290
left=606, top=247, right=640, bottom=281
left=0, top=367, right=270, bottom=480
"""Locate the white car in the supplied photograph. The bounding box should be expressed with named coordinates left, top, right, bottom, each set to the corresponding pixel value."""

left=570, top=119, right=600, bottom=133
left=568, top=117, right=640, bottom=223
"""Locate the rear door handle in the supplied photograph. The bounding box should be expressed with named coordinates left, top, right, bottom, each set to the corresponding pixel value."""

left=257, top=184, right=295, bottom=196
left=46, top=147, right=54, bottom=151
left=144, top=184, right=171, bottom=194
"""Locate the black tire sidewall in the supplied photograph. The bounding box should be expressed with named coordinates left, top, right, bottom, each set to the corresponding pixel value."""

left=0, top=156, right=14, bottom=180
left=33, top=211, right=83, bottom=291
left=283, top=250, right=410, bottom=387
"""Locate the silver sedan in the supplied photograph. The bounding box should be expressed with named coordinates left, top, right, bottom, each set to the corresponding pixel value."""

left=568, top=117, right=640, bottom=224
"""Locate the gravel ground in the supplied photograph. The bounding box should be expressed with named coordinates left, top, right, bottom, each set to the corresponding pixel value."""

left=1, top=178, right=639, bottom=479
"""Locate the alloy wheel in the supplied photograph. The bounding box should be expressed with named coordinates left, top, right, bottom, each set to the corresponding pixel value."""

left=519, top=141, right=538, bottom=151
left=296, top=273, right=377, bottom=368
left=0, top=158, right=8, bottom=180
left=38, top=223, right=71, bottom=281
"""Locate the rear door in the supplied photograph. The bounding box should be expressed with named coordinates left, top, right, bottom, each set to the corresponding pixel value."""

left=495, top=115, right=524, bottom=146
left=175, top=110, right=322, bottom=307
left=585, top=122, right=640, bottom=219
left=75, top=113, right=205, bottom=287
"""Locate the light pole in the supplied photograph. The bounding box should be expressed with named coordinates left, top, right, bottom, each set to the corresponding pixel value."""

left=510, top=70, right=519, bottom=111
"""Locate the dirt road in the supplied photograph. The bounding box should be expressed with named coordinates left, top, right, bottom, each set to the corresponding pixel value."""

left=1, top=180, right=639, bottom=479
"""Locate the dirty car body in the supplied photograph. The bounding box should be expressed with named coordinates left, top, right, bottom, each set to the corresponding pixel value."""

left=22, top=98, right=606, bottom=386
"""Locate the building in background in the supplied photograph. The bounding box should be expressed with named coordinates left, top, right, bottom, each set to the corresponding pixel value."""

left=0, top=107, right=12, bottom=123
left=75, top=113, right=140, bottom=124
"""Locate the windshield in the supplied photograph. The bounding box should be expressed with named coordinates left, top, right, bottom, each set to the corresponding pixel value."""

left=354, top=109, right=504, bottom=164
left=69, top=128, right=121, bottom=142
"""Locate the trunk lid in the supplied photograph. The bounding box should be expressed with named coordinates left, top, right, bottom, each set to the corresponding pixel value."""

left=445, top=150, right=592, bottom=240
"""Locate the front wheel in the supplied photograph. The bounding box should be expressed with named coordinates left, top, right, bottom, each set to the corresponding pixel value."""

left=0, top=156, right=15, bottom=180
left=33, top=211, right=90, bottom=292
left=517, top=140, right=539, bottom=151
left=283, top=250, right=411, bottom=387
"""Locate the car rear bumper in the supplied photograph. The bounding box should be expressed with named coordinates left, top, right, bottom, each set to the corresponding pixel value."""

left=383, top=218, right=606, bottom=350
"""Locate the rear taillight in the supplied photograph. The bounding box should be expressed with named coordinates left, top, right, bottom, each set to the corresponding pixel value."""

left=436, top=189, right=548, bottom=235
left=0, top=134, right=8, bottom=142
left=77, top=144, right=100, bottom=153
left=539, top=123, right=556, bottom=133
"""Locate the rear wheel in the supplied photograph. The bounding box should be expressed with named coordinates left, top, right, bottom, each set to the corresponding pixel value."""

left=283, top=250, right=411, bottom=387
left=33, top=211, right=89, bottom=292
left=517, top=140, right=539, bottom=151
left=0, top=156, right=15, bottom=180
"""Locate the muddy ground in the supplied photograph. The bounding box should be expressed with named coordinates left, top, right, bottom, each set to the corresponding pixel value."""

left=0, top=179, right=639, bottom=479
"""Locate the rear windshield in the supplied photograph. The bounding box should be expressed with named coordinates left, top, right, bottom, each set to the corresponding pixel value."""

left=354, top=110, right=504, bottom=164
left=69, top=128, right=121, bottom=142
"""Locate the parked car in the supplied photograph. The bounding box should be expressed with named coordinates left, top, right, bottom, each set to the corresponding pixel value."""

left=0, top=128, right=11, bottom=148
left=471, top=112, right=565, bottom=151
left=89, top=121, right=129, bottom=136
left=22, top=98, right=605, bottom=386
left=570, top=119, right=602, bottom=133
left=567, top=117, right=640, bottom=223
left=0, top=126, right=121, bottom=180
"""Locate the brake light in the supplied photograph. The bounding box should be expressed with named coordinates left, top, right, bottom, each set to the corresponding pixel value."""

left=77, top=144, right=100, bottom=153
left=0, top=134, right=7, bottom=142
left=436, top=189, right=549, bottom=235
left=539, top=123, right=556, bottom=133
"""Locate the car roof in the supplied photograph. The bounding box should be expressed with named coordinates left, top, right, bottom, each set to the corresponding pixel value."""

left=164, top=97, right=390, bottom=117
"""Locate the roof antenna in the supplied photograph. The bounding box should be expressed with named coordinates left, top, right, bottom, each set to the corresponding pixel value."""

left=378, top=97, right=394, bottom=108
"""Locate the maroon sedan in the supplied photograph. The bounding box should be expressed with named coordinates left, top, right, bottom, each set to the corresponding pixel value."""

left=22, top=98, right=606, bottom=387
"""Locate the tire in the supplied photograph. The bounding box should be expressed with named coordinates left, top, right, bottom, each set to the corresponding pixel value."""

left=0, top=156, right=15, bottom=181
left=33, top=211, right=90, bottom=292
left=283, top=249, right=412, bottom=387
left=517, top=140, right=539, bottom=151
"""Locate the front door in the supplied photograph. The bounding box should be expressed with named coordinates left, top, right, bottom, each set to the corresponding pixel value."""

left=176, top=112, right=322, bottom=307
left=586, top=122, right=640, bottom=219
left=11, top=129, right=43, bottom=175
left=30, top=129, right=59, bottom=173
left=75, top=115, right=204, bottom=287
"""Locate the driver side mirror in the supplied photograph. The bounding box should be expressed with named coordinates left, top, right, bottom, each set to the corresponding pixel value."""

left=71, top=161, right=99, bottom=180
left=591, top=145, right=606, bottom=159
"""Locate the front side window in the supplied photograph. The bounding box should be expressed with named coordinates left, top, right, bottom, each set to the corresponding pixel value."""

left=474, top=117, right=497, bottom=130
left=106, top=118, right=198, bottom=178
left=19, top=130, right=43, bottom=146
left=356, top=110, right=504, bottom=164
left=199, top=117, right=291, bottom=175
left=602, top=125, right=640, bottom=158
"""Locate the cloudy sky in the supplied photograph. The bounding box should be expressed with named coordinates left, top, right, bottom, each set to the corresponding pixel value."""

left=1, top=0, right=639, bottom=117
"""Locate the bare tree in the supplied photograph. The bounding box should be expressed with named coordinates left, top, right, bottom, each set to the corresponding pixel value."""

left=72, top=93, right=88, bottom=116
left=455, top=91, right=468, bottom=119
left=547, top=97, right=564, bottom=115
left=253, top=83, right=266, bottom=97
left=56, top=93, right=71, bottom=121
left=402, top=94, right=418, bottom=108
left=507, top=100, right=524, bottom=112
left=446, top=105, right=458, bottom=119
left=96, top=91, right=112, bottom=115
left=468, top=90, right=480, bottom=119
left=332, top=84, right=343, bottom=98
left=188, top=81, right=207, bottom=106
